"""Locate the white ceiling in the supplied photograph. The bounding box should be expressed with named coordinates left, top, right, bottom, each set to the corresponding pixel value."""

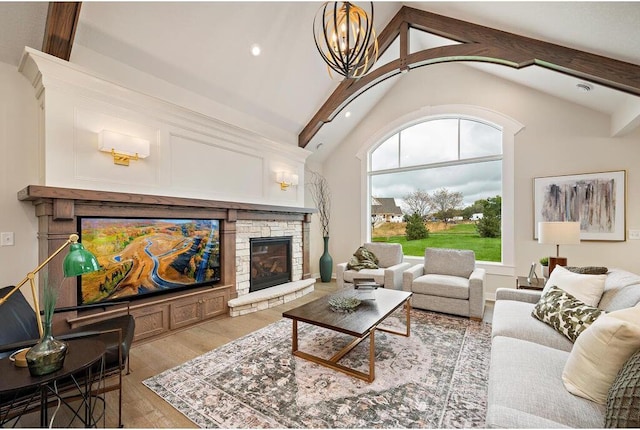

left=2, top=2, right=640, bottom=162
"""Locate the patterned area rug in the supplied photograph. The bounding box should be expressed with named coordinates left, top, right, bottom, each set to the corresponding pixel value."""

left=143, top=309, right=491, bottom=428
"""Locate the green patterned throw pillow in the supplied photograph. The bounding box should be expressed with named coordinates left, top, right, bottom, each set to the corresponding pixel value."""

left=532, top=286, right=604, bottom=342
left=346, top=246, right=379, bottom=271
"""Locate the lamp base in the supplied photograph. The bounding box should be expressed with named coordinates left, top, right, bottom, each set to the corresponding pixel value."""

left=549, top=256, right=568, bottom=275
left=9, top=348, right=29, bottom=367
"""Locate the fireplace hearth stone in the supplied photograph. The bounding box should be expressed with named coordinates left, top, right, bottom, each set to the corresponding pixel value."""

left=228, top=279, right=315, bottom=317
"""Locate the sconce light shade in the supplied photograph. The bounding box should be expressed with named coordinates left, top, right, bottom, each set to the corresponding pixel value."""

left=276, top=171, right=299, bottom=191
left=98, top=130, right=150, bottom=166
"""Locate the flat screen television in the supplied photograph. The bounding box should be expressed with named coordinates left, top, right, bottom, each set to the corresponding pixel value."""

left=78, top=217, right=221, bottom=305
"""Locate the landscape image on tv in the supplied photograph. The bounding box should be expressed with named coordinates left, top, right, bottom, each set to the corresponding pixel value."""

left=79, top=218, right=221, bottom=305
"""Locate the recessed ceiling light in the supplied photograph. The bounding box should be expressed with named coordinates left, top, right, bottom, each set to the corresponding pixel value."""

left=576, top=83, right=593, bottom=92
left=250, top=44, right=261, bottom=56
left=345, top=111, right=352, bottom=118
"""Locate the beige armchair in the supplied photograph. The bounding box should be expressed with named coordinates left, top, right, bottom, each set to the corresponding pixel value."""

left=336, top=242, right=411, bottom=290
left=403, top=247, right=485, bottom=319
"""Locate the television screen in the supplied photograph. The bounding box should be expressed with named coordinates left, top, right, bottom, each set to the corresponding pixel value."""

left=78, top=217, right=221, bottom=305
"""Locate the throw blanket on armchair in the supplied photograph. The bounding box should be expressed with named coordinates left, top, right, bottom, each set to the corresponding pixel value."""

left=347, top=246, right=379, bottom=271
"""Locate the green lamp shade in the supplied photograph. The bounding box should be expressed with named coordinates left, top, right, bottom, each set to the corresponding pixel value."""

left=63, top=242, right=100, bottom=277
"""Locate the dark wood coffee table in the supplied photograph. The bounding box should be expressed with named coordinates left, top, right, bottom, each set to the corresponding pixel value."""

left=282, top=287, right=412, bottom=382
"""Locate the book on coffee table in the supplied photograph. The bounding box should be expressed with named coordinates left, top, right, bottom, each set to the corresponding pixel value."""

left=353, top=278, right=380, bottom=300
left=353, top=278, right=380, bottom=289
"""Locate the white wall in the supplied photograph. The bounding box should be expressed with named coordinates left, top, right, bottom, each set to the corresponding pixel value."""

left=0, top=61, right=40, bottom=296
left=319, top=63, right=640, bottom=297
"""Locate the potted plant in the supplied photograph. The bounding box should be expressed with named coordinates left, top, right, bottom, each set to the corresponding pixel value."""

left=539, top=257, right=549, bottom=279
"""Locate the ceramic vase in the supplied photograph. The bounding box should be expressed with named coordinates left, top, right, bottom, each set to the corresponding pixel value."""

left=319, top=236, right=333, bottom=282
left=26, top=322, right=68, bottom=376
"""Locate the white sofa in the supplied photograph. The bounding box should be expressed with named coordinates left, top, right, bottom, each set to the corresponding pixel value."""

left=487, top=268, right=640, bottom=428
left=336, top=242, right=410, bottom=290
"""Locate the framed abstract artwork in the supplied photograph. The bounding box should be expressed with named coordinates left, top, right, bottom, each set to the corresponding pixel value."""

left=533, top=170, right=626, bottom=241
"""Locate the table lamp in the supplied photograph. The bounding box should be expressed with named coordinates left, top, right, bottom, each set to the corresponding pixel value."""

left=538, top=221, right=581, bottom=275
left=0, top=233, right=100, bottom=337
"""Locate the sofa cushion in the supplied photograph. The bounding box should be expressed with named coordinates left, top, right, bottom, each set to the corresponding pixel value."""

left=424, top=248, right=474, bottom=278
left=566, top=266, right=609, bottom=275
left=563, top=305, right=640, bottom=404
left=487, top=336, right=606, bottom=428
left=544, top=265, right=606, bottom=307
left=411, top=274, right=469, bottom=299
left=605, top=348, right=640, bottom=428
left=492, top=299, right=574, bottom=352
left=363, top=242, right=402, bottom=268
left=599, top=269, right=640, bottom=312
left=532, top=286, right=603, bottom=342
left=342, top=268, right=385, bottom=286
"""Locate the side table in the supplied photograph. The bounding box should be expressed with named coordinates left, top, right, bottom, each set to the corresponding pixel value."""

left=516, top=276, right=545, bottom=290
left=0, top=338, right=106, bottom=428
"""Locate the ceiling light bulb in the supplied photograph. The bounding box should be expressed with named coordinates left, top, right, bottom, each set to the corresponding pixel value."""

left=250, top=44, right=261, bottom=56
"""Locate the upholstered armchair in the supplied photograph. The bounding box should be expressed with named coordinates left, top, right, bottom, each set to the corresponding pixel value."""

left=403, top=247, right=486, bottom=319
left=336, top=242, right=411, bottom=290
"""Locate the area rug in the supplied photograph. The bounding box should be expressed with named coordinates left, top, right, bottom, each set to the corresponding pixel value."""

left=143, top=309, right=491, bottom=428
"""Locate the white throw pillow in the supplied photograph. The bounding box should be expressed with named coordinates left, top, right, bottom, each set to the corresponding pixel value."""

left=562, top=305, right=640, bottom=404
left=544, top=265, right=606, bottom=307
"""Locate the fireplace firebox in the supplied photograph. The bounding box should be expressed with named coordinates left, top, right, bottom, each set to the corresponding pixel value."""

left=250, top=237, right=292, bottom=292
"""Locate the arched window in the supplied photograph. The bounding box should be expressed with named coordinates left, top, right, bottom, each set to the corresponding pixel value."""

left=368, top=116, right=503, bottom=262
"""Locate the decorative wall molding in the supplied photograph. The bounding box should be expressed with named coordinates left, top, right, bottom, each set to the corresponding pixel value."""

left=18, top=47, right=311, bottom=206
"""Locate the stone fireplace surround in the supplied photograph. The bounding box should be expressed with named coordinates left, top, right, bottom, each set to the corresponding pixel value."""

left=18, top=185, right=315, bottom=341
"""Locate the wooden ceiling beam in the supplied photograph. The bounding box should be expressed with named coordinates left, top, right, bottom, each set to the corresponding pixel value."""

left=42, top=2, right=82, bottom=61
left=299, top=5, right=640, bottom=148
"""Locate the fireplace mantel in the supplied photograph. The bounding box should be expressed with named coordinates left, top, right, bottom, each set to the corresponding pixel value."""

left=18, top=185, right=315, bottom=216
left=18, top=185, right=315, bottom=341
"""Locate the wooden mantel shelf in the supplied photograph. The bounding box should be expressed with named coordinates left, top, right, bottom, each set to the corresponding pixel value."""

left=18, top=185, right=316, bottom=216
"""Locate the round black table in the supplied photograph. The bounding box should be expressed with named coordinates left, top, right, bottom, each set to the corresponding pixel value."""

left=0, top=338, right=106, bottom=428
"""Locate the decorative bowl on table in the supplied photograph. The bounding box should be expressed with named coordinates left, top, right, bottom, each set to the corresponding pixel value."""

left=329, top=296, right=361, bottom=313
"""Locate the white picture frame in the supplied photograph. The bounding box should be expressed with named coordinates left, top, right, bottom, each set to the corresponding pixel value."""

left=534, top=170, right=626, bottom=241
left=527, top=262, right=538, bottom=283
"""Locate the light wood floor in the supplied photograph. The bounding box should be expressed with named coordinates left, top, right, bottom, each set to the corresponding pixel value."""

left=12, top=281, right=494, bottom=428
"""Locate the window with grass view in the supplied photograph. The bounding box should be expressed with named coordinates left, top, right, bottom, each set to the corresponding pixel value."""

left=369, top=117, right=503, bottom=262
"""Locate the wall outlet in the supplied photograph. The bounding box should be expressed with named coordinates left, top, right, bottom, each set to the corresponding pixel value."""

left=629, top=229, right=640, bottom=240
left=1, top=232, right=14, bottom=246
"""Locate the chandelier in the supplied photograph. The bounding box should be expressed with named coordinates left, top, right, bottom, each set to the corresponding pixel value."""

left=313, top=2, right=379, bottom=79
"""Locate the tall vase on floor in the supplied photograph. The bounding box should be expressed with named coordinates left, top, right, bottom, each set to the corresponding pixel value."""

left=319, top=236, right=333, bottom=282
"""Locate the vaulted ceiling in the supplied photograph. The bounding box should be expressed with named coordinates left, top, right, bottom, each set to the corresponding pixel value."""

left=2, top=2, right=640, bottom=162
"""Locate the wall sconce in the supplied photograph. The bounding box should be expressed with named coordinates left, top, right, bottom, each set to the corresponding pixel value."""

left=98, top=130, right=150, bottom=166
left=276, top=171, right=299, bottom=191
